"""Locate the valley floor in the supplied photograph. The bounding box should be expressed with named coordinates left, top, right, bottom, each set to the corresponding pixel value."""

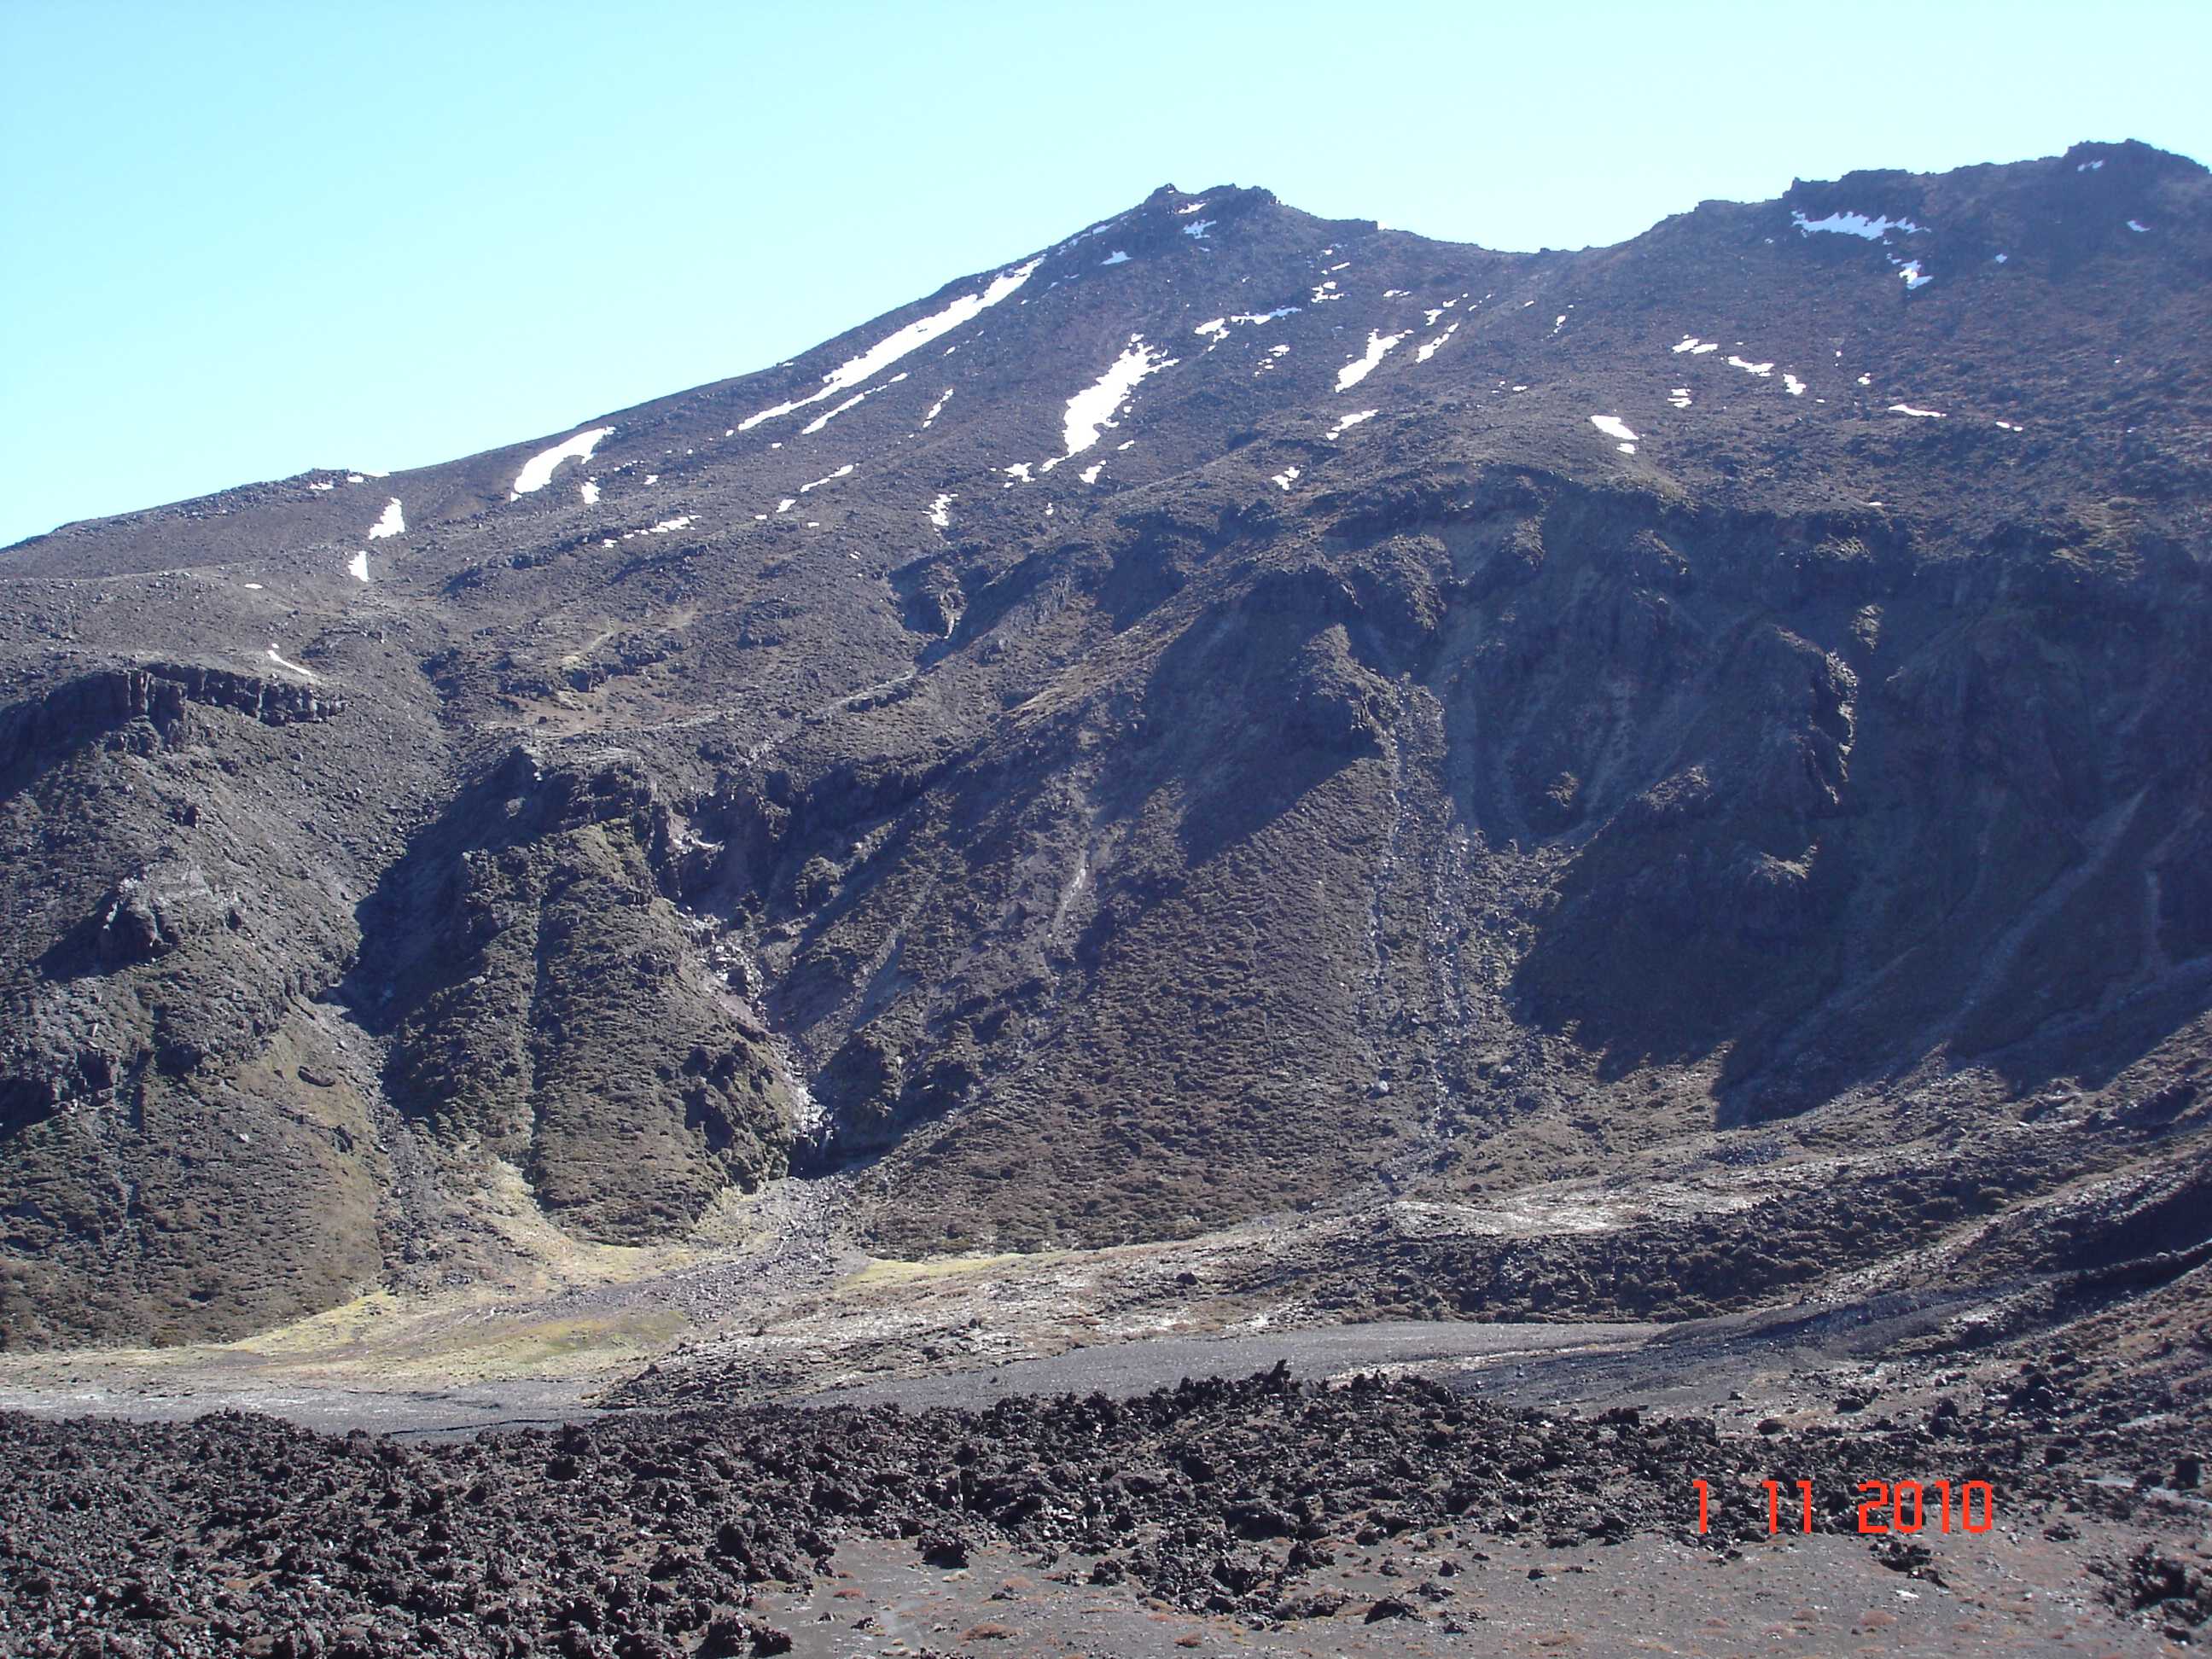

left=0, top=1194, right=2207, bottom=1654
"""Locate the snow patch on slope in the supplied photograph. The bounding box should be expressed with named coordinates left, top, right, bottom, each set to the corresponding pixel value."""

left=512, top=428, right=614, bottom=497
left=1336, top=331, right=1406, bottom=392
left=1062, top=337, right=1177, bottom=456
left=266, top=644, right=320, bottom=680
left=1415, top=322, right=1459, bottom=362
left=1792, top=210, right=1923, bottom=240
left=740, top=261, right=1039, bottom=432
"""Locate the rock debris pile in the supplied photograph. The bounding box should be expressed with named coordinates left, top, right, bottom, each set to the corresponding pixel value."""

left=3, top=1364, right=2198, bottom=1655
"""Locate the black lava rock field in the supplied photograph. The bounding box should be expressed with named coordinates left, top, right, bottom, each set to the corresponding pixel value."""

left=3, top=1365, right=2202, bottom=1656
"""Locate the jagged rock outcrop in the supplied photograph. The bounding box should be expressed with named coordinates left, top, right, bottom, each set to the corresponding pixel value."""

left=370, top=748, right=794, bottom=1239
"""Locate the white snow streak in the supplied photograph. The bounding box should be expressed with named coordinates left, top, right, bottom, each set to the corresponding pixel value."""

left=346, top=551, right=370, bottom=583
left=739, top=261, right=1039, bottom=431
left=1062, top=337, right=1176, bottom=456
left=266, top=644, right=320, bottom=680
left=1326, top=409, right=1378, bottom=440
left=1791, top=210, right=1924, bottom=240
left=1079, top=463, right=1103, bottom=485
left=1056, top=216, right=1122, bottom=253
left=800, top=463, right=854, bottom=493
left=1101, top=250, right=1130, bottom=266
left=1589, top=415, right=1639, bottom=445
left=1415, top=322, right=1459, bottom=362
left=1336, top=330, right=1406, bottom=391
left=367, top=497, right=405, bottom=539
left=1887, top=403, right=1946, bottom=419
left=512, top=428, right=614, bottom=497
left=1198, top=308, right=1299, bottom=342
left=800, top=370, right=909, bottom=434
left=802, top=392, right=869, bottom=434
left=1271, top=467, right=1300, bottom=491
left=579, top=479, right=600, bottom=504
left=1783, top=374, right=1807, bottom=396
left=1727, top=356, right=1774, bottom=377
left=928, top=492, right=955, bottom=527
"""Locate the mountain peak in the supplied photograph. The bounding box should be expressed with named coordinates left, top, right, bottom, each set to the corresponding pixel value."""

left=2, top=143, right=2209, bottom=1362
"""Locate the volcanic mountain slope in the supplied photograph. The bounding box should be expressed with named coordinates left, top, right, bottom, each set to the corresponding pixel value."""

left=3, top=140, right=2209, bottom=1349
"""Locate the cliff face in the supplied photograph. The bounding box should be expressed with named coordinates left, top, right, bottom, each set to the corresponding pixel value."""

left=3, top=142, right=2209, bottom=1347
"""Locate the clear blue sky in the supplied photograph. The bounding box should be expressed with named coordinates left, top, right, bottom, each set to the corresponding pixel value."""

left=3, top=0, right=2205, bottom=548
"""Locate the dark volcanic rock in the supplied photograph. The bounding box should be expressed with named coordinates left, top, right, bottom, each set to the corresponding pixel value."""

left=0, top=1365, right=2189, bottom=1653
